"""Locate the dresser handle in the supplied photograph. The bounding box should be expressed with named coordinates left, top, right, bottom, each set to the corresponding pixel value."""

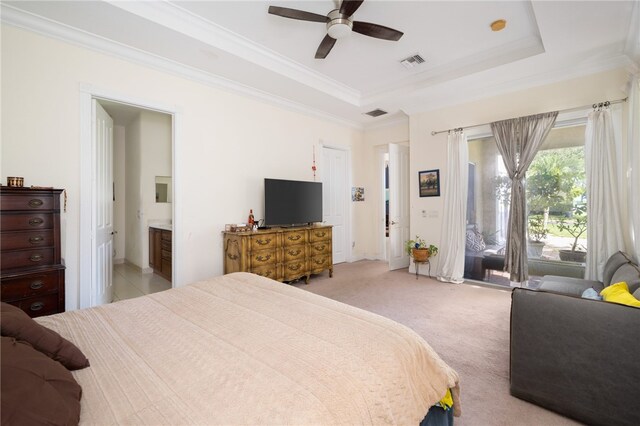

left=314, top=245, right=326, bottom=251
left=256, top=254, right=271, bottom=262
left=288, top=235, right=301, bottom=241
left=288, top=249, right=301, bottom=256
left=28, top=199, right=44, bottom=208
left=30, top=281, right=44, bottom=290
left=314, top=258, right=325, bottom=265
left=30, top=302, right=45, bottom=312
left=227, top=253, right=238, bottom=260
left=30, top=254, right=43, bottom=262
left=28, top=218, right=44, bottom=226
left=288, top=264, right=301, bottom=271
left=29, top=236, right=44, bottom=244
left=315, top=232, right=326, bottom=237
left=256, top=238, right=271, bottom=246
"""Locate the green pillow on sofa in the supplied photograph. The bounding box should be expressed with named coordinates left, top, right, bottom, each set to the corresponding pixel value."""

left=600, top=282, right=640, bottom=308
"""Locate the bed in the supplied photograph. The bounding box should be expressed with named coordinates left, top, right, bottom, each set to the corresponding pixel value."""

left=26, top=272, right=459, bottom=424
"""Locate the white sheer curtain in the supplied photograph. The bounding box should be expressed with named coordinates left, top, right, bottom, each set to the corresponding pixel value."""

left=628, top=75, right=640, bottom=261
left=437, top=131, right=468, bottom=284
left=585, top=108, right=626, bottom=280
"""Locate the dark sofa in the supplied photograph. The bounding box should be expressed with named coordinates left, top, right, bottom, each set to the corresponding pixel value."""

left=510, top=251, right=640, bottom=426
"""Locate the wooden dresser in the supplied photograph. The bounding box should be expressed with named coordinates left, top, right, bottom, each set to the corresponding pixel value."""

left=1, top=187, right=65, bottom=317
left=149, top=226, right=172, bottom=282
left=223, top=225, right=333, bottom=283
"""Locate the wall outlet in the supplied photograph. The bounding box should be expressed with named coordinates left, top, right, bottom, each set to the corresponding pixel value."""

left=421, top=209, right=427, bottom=217
left=352, top=241, right=356, bottom=248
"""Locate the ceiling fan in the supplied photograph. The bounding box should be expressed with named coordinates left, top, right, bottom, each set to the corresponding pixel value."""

left=268, top=0, right=404, bottom=59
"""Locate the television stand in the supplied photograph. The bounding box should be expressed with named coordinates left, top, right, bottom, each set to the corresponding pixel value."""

left=223, top=225, right=333, bottom=283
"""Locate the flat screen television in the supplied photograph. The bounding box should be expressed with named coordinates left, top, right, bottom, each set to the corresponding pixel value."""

left=264, top=178, right=323, bottom=226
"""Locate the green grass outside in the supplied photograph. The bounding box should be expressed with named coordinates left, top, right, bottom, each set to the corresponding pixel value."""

left=530, top=215, right=588, bottom=239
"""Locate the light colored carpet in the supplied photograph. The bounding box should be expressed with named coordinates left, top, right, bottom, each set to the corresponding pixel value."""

left=294, top=260, right=581, bottom=426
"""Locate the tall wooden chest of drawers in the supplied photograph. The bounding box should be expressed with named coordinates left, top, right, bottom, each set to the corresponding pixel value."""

left=1, top=187, right=65, bottom=317
left=223, top=225, right=333, bottom=284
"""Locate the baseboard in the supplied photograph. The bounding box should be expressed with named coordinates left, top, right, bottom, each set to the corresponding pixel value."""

left=113, top=258, right=125, bottom=265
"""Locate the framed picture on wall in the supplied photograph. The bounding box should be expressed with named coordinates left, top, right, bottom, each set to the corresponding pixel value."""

left=419, top=169, right=440, bottom=197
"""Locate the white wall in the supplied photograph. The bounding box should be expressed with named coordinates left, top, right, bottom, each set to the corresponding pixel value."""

left=124, top=113, right=142, bottom=267
left=408, top=68, right=630, bottom=274
left=113, top=124, right=126, bottom=262
left=0, top=25, right=362, bottom=310
left=140, top=110, right=172, bottom=271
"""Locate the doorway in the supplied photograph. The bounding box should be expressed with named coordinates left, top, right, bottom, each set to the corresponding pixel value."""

left=99, top=100, right=173, bottom=302
left=321, top=145, right=350, bottom=264
left=79, top=88, right=180, bottom=309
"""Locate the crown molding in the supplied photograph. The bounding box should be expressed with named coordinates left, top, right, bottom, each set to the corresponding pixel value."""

left=362, top=114, right=409, bottom=131
left=400, top=51, right=633, bottom=116
left=105, top=0, right=362, bottom=106
left=0, top=4, right=363, bottom=130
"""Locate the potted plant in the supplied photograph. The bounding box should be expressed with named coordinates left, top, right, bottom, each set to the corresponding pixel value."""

left=557, top=204, right=587, bottom=263
left=527, top=216, right=547, bottom=259
left=405, top=236, right=438, bottom=262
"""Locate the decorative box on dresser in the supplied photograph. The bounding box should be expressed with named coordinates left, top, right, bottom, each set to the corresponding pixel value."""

left=1, top=187, right=65, bottom=317
left=223, top=225, right=333, bottom=283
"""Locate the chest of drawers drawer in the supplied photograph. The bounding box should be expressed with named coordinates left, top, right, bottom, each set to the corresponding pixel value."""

left=283, top=230, right=307, bottom=246
left=309, top=227, right=331, bottom=243
left=5, top=293, right=60, bottom=317
left=1, top=230, right=54, bottom=251
left=1, top=213, right=53, bottom=231
left=1, top=269, right=62, bottom=300
left=250, top=233, right=277, bottom=251
left=1, top=194, right=55, bottom=211
left=283, top=245, right=307, bottom=262
left=1, top=248, right=55, bottom=271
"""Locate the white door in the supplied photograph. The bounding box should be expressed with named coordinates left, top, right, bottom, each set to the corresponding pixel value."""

left=93, top=100, right=114, bottom=305
left=322, top=146, right=348, bottom=263
left=388, top=143, right=410, bottom=270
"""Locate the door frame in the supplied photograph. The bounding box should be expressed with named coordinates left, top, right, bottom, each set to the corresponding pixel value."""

left=376, top=145, right=389, bottom=261
left=319, top=141, right=352, bottom=263
left=79, top=85, right=182, bottom=308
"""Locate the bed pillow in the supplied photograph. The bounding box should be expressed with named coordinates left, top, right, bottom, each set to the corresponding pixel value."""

left=465, top=229, right=486, bottom=252
left=1, top=337, right=82, bottom=425
left=600, top=282, right=640, bottom=308
left=0, top=303, right=89, bottom=370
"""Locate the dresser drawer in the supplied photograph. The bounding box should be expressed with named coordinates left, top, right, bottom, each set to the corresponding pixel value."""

left=1, top=248, right=55, bottom=270
left=161, top=230, right=172, bottom=242
left=0, top=194, right=55, bottom=211
left=1, top=230, right=54, bottom=251
left=309, top=228, right=331, bottom=243
left=283, top=230, right=307, bottom=246
left=251, top=264, right=278, bottom=281
left=283, top=245, right=306, bottom=262
left=283, top=260, right=307, bottom=281
left=250, top=233, right=277, bottom=251
left=1, top=213, right=53, bottom=231
left=1, top=270, right=62, bottom=300
left=310, top=241, right=331, bottom=255
left=5, top=293, right=60, bottom=318
left=161, top=239, right=172, bottom=251
left=249, top=249, right=277, bottom=268
left=310, top=254, right=332, bottom=272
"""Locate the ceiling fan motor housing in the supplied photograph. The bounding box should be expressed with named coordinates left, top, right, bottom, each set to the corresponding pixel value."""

left=327, top=9, right=352, bottom=39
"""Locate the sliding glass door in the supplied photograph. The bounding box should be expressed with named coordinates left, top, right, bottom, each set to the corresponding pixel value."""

left=464, top=124, right=587, bottom=287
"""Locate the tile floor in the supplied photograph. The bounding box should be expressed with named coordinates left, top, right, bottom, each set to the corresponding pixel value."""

left=112, top=263, right=172, bottom=302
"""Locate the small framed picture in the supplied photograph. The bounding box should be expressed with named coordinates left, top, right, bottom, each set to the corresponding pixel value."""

left=352, top=187, right=364, bottom=201
left=419, top=169, right=440, bottom=197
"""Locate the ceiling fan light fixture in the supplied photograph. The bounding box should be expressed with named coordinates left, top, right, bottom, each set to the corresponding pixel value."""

left=327, top=21, right=353, bottom=39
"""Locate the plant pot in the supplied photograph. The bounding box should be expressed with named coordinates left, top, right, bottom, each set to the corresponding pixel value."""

left=559, top=249, right=586, bottom=263
left=412, top=248, right=430, bottom=262
left=527, top=241, right=545, bottom=259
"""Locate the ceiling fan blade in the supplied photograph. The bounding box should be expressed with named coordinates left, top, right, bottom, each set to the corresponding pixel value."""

left=315, top=34, right=337, bottom=59
left=339, top=0, right=364, bottom=17
left=268, top=6, right=328, bottom=23
left=352, top=21, right=404, bottom=41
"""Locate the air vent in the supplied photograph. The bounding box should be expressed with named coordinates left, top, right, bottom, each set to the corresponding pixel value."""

left=364, top=109, right=388, bottom=117
left=400, top=54, right=425, bottom=69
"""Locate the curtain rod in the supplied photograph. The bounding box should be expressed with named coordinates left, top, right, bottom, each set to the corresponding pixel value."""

left=430, top=97, right=628, bottom=136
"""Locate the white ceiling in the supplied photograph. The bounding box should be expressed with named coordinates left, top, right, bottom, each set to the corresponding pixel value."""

left=3, top=1, right=639, bottom=127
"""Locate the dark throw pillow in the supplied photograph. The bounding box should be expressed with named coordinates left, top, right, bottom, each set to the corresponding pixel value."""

left=0, top=302, right=89, bottom=370
left=465, top=229, right=486, bottom=252
left=1, top=337, right=82, bottom=425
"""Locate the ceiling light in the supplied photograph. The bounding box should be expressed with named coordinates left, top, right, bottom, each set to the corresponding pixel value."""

left=491, top=19, right=507, bottom=32
left=327, top=10, right=353, bottom=39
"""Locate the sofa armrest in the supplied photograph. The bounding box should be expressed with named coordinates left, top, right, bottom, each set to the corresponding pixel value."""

left=510, top=289, right=640, bottom=426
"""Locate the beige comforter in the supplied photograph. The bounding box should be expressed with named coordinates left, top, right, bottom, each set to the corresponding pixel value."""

left=37, top=272, right=460, bottom=425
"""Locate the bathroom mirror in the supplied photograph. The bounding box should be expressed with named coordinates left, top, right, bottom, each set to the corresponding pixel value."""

left=155, top=176, right=172, bottom=203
